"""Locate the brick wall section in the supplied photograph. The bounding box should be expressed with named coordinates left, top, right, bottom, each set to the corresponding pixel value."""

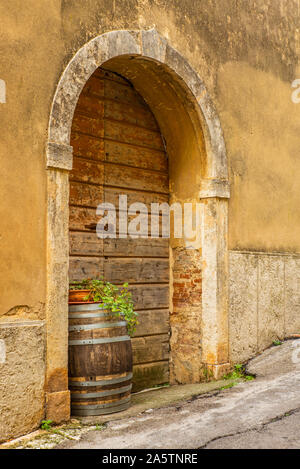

left=170, top=247, right=203, bottom=383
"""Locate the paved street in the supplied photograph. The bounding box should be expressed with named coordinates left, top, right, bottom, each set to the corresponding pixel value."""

left=205, top=409, right=300, bottom=449
left=58, top=340, right=300, bottom=449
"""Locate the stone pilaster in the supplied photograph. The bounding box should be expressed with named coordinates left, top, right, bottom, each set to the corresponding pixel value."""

left=200, top=180, right=230, bottom=378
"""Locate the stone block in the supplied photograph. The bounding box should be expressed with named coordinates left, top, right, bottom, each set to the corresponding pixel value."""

left=229, top=251, right=258, bottom=362
left=141, top=28, right=167, bottom=62
left=46, top=390, right=70, bottom=424
left=285, top=256, right=300, bottom=336
left=258, top=255, right=285, bottom=351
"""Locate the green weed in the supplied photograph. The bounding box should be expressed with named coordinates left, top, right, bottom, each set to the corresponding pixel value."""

left=223, top=364, right=254, bottom=383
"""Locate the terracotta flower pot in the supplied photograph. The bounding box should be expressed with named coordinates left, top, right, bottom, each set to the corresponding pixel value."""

left=68, top=289, right=95, bottom=304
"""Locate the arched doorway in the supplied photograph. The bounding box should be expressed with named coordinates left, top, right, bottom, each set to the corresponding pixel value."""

left=45, top=29, right=230, bottom=421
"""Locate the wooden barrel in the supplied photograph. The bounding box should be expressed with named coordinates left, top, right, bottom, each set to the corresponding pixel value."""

left=68, top=303, right=132, bottom=416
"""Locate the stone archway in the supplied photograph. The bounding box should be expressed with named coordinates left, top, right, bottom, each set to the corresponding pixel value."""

left=45, top=29, right=230, bottom=422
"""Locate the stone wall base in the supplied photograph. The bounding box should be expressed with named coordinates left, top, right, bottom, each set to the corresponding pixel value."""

left=229, top=250, right=300, bottom=363
left=0, top=321, right=45, bottom=443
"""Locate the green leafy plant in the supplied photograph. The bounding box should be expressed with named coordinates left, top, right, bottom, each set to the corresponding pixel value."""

left=70, top=278, right=138, bottom=336
left=40, top=420, right=53, bottom=431
left=94, top=424, right=103, bottom=431
left=69, top=279, right=92, bottom=290
left=273, top=340, right=282, bottom=346
left=220, top=382, right=236, bottom=390
left=202, top=366, right=214, bottom=381
left=223, top=364, right=254, bottom=382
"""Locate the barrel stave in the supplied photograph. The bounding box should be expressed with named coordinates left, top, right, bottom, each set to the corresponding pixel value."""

left=69, top=342, right=132, bottom=376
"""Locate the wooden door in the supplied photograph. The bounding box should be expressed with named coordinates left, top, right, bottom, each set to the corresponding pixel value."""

left=69, top=68, right=170, bottom=391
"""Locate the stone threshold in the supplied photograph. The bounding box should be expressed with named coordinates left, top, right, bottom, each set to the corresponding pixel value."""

left=77, top=379, right=235, bottom=425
